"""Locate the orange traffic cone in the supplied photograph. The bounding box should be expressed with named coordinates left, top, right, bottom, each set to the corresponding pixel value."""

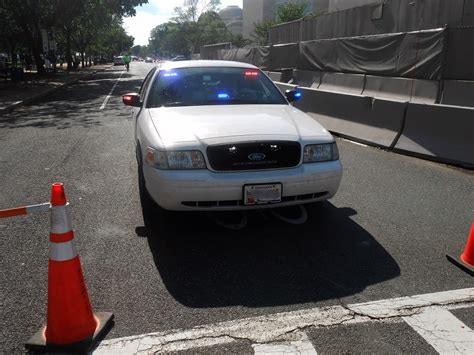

left=447, top=223, right=474, bottom=276
left=25, top=183, right=113, bottom=352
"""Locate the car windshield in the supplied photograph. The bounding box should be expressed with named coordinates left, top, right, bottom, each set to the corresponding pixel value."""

left=147, top=67, right=287, bottom=108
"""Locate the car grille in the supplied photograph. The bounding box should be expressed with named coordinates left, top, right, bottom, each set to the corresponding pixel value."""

left=207, top=141, right=301, bottom=171
left=181, top=191, right=329, bottom=208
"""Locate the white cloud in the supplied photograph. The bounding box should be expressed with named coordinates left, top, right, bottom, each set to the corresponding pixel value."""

left=124, top=0, right=243, bottom=46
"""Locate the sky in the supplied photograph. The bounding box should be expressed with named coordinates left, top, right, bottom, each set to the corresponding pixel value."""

left=123, top=0, right=243, bottom=46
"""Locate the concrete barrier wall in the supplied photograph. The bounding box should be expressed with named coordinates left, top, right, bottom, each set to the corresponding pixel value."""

left=266, top=71, right=283, bottom=82
left=273, top=80, right=473, bottom=168
left=319, top=72, right=365, bottom=95
left=363, top=76, right=412, bottom=101
left=290, top=70, right=321, bottom=88
left=394, top=103, right=474, bottom=168
left=269, top=43, right=299, bottom=70
left=440, top=80, right=474, bottom=107
left=410, top=80, right=439, bottom=104
left=293, top=87, right=407, bottom=148
left=286, top=72, right=439, bottom=103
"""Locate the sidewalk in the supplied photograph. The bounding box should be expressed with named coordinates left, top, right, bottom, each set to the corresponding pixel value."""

left=0, top=64, right=111, bottom=114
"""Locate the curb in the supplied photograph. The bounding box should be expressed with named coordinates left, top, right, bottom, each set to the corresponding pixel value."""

left=0, top=65, right=113, bottom=115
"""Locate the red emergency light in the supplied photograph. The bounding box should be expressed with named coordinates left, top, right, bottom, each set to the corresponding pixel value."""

left=244, top=70, right=259, bottom=77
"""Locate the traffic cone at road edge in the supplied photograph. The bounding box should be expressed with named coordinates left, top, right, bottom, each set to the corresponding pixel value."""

left=25, top=183, right=114, bottom=352
left=446, top=223, right=474, bottom=276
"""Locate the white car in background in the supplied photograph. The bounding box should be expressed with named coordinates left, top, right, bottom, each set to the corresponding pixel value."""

left=122, top=61, right=342, bottom=214
left=113, top=56, right=124, bottom=66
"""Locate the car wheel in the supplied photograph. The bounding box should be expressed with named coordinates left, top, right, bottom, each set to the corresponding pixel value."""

left=137, top=147, right=165, bottom=221
left=136, top=146, right=180, bottom=233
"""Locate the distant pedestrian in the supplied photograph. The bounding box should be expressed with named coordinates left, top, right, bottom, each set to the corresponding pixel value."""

left=123, top=54, right=131, bottom=71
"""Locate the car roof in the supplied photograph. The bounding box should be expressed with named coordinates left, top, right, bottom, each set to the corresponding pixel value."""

left=158, top=60, right=258, bottom=71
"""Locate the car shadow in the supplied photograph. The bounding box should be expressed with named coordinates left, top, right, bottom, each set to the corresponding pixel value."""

left=139, top=202, right=400, bottom=308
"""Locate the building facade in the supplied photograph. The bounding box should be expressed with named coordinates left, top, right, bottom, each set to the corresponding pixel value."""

left=218, top=5, right=243, bottom=36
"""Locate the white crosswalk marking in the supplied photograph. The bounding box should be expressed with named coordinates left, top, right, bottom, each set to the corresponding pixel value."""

left=403, top=306, right=474, bottom=354
left=253, top=333, right=317, bottom=355
left=95, top=288, right=474, bottom=354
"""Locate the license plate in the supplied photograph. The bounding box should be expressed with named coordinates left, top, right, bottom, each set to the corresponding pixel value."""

left=244, top=184, right=282, bottom=205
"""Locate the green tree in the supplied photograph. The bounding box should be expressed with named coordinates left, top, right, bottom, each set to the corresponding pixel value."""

left=229, top=34, right=252, bottom=48
left=0, top=5, right=24, bottom=61
left=196, top=11, right=231, bottom=50
left=0, top=0, right=147, bottom=73
left=0, top=0, right=57, bottom=73
left=251, top=3, right=308, bottom=46
left=149, top=22, right=190, bottom=58
left=149, top=1, right=230, bottom=57
left=252, top=21, right=274, bottom=46
left=276, top=2, right=308, bottom=23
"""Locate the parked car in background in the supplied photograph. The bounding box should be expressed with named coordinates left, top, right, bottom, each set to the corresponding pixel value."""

left=122, top=60, right=342, bottom=215
left=113, top=56, right=124, bottom=66
left=170, top=55, right=186, bottom=61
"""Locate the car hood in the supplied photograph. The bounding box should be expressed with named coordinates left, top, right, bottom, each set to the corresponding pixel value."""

left=148, top=104, right=332, bottom=147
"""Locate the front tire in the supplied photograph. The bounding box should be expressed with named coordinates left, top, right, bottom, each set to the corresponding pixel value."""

left=137, top=147, right=164, bottom=221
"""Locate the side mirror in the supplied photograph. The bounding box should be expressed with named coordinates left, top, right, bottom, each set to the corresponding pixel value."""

left=122, top=93, right=141, bottom=107
left=285, top=89, right=302, bottom=102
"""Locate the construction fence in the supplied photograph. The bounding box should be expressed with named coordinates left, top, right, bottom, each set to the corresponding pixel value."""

left=269, top=0, right=474, bottom=45
left=201, top=27, right=474, bottom=81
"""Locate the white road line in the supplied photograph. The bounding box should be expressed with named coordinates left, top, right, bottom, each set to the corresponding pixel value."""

left=94, top=288, right=473, bottom=354
left=403, top=306, right=474, bottom=354
left=253, top=333, right=317, bottom=355
left=99, top=70, right=124, bottom=110
left=339, top=138, right=368, bottom=147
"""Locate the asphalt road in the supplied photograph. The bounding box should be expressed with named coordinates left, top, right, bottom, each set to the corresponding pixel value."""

left=0, top=62, right=472, bottom=353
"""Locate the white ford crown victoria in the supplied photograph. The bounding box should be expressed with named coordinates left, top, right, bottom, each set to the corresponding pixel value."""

left=123, top=61, right=342, bottom=213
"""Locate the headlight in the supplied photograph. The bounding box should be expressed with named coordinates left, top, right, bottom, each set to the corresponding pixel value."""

left=303, top=142, right=339, bottom=163
left=145, top=147, right=206, bottom=169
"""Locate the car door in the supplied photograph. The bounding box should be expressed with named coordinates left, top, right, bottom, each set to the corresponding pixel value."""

left=133, top=67, right=157, bottom=144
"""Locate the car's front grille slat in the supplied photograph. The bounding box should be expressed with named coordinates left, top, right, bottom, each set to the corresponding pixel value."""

left=181, top=191, right=328, bottom=208
left=207, top=141, right=301, bottom=172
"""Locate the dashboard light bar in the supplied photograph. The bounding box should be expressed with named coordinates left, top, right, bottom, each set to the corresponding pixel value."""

left=244, top=70, right=259, bottom=77
left=218, top=93, right=230, bottom=99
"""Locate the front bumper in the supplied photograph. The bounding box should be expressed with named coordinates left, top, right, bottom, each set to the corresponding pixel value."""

left=143, top=160, right=343, bottom=211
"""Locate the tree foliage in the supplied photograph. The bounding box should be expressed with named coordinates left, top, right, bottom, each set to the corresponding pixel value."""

left=0, top=0, right=145, bottom=73
left=276, top=2, right=308, bottom=23
left=252, top=2, right=309, bottom=46
left=252, top=21, right=275, bottom=46
left=148, top=0, right=246, bottom=58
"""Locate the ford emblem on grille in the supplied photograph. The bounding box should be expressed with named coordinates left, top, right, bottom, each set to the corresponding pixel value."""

left=248, top=152, right=266, bottom=161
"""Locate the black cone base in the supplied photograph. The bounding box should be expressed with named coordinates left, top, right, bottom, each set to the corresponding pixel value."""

left=25, top=311, right=114, bottom=353
left=446, top=254, right=474, bottom=276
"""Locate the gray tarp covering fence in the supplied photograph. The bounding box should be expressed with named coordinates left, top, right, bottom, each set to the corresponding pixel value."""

left=200, top=43, right=232, bottom=60
left=252, top=46, right=270, bottom=69
left=444, top=27, right=474, bottom=80
left=299, top=28, right=446, bottom=80
left=270, top=0, right=471, bottom=44
left=216, top=47, right=270, bottom=69
left=269, top=43, right=299, bottom=70
left=203, top=26, right=474, bottom=81
left=218, top=48, right=253, bottom=63
left=464, top=0, right=474, bottom=26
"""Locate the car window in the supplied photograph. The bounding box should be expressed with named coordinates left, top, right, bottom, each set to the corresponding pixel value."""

left=147, top=67, right=287, bottom=108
